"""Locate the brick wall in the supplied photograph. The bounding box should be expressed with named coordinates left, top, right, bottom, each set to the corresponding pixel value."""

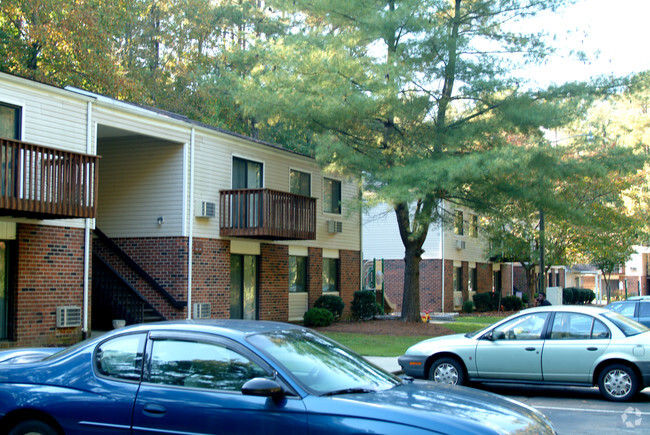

left=340, top=250, right=360, bottom=317
left=259, top=244, right=288, bottom=321
left=190, top=238, right=230, bottom=318
left=14, top=224, right=86, bottom=348
left=308, top=247, right=323, bottom=308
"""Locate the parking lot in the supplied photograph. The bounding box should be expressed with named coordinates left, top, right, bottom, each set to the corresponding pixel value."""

left=480, top=384, right=650, bottom=434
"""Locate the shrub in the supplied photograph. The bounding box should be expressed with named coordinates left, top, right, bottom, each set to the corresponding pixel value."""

left=314, top=295, right=345, bottom=320
left=501, top=295, right=524, bottom=311
left=472, top=292, right=500, bottom=312
left=303, top=307, right=334, bottom=327
left=562, top=287, right=595, bottom=305
left=351, top=290, right=381, bottom=320
left=462, top=300, right=475, bottom=313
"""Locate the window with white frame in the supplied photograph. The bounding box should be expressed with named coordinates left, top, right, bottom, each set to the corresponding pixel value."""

left=324, top=178, right=341, bottom=214
left=290, top=170, right=311, bottom=196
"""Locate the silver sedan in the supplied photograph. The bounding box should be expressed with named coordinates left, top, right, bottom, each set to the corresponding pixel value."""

left=399, top=305, right=650, bottom=401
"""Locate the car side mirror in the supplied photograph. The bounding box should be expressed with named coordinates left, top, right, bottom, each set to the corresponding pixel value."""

left=242, top=377, right=284, bottom=400
left=485, top=330, right=505, bottom=341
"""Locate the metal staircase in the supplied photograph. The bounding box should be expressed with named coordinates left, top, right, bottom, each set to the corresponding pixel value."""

left=91, top=228, right=186, bottom=330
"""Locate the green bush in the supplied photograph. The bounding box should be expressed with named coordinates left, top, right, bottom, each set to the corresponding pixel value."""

left=351, top=290, right=381, bottom=320
left=501, top=295, right=524, bottom=311
left=562, top=288, right=574, bottom=304
left=462, top=300, right=475, bottom=313
left=472, top=292, right=500, bottom=312
left=314, top=295, right=345, bottom=320
left=303, top=307, right=334, bottom=327
left=562, top=287, right=595, bottom=305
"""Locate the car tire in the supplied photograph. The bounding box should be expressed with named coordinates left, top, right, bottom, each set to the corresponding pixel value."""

left=8, top=419, right=58, bottom=435
left=428, top=357, right=465, bottom=386
left=598, top=364, right=638, bottom=402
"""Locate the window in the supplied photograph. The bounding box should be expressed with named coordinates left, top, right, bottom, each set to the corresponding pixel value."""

left=289, top=256, right=307, bottom=293
left=469, top=215, right=478, bottom=238
left=550, top=313, right=610, bottom=340
left=454, top=210, right=464, bottom=235
left=453, top=266, right=462, bottom=292
left=323, top=258, right=339, bottom=293
left=232, top=157, right=262, bottom=189
left=492, top=313, right=549, bottom=340
left=324, top=178, right=341, bottom=214
left=148, top=339, right=268, bottom=391
left=290, top=170, right=311, bottom=196
left=0, top=103, right=20, bottom=140
left=96, top=333, right=146, bottom=381
left=469, top=268, right=477, bottom=293
left=230, top=255, right=258, bottom=320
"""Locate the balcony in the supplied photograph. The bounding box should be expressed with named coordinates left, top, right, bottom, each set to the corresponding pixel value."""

left=0, top=138, right=99, bottom=219
left=220, top=188, right=316, bottom=240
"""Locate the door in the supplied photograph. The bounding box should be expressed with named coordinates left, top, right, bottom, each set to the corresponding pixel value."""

left=475, top=312, right=549, bottom=380
left=231, top=254, right=258, bottom=320
left=133, top=335, right=308, bottom=435
left=232, top=157, right=263, bottom=228
left=542, top=312, right=610, bottom=382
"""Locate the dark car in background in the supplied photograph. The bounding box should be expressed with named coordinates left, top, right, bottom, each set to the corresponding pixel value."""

left=606, top=296, right=650, bottom=327
left=0, top=320, right=556, bottom=435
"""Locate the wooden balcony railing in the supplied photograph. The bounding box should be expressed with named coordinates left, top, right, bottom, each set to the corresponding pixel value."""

left=0, top=138, right=99, bottom=219
left=220, top=188, right=316, bottom=240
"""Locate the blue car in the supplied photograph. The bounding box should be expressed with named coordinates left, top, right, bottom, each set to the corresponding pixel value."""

left=0, top=320, right=555, bottom=434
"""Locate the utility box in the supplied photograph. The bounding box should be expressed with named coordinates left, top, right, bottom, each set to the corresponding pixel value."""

left=546, top=287, right=563, bottom=305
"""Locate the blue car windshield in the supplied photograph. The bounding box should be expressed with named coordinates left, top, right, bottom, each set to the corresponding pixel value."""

left=602, top=311, right=649, bottom=336
left=247, top=329, right=400, bottom=396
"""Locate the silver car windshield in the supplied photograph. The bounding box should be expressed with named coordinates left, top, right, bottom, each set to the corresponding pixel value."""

left=247, top=329, right=400, bottom=395
left=602, top=310, right=649, bottom=336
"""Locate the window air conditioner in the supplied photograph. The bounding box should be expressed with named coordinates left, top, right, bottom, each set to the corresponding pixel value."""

left=193, top=303, right=211, bottom=319
left=455, top=240, right=466, bottom=250
left=196, top=201, right=216, bottom=218
left=56, top=306, right=82, bottom=328
left=327, top=220, right=343, bottom=233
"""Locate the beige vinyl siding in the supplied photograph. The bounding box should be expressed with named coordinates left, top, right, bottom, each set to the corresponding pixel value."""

left=0, top=78, right=90, bottom=155
left=192, top=130, right=360, bottom=252
left=97, top=138, right=184, bottom=237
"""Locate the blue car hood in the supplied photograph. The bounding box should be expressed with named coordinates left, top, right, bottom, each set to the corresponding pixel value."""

left=306, top=381, right=554, bottom=434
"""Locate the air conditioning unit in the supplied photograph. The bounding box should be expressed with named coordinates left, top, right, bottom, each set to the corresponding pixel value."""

left=327, top=220, right=343, bottom=233
left=56, top=306, right=82, bottom=328
left=193, top=303, right=211, bottom=319
left=196, top=201, right=216, bottom=218
left=455, top=240, right=466, bottom=250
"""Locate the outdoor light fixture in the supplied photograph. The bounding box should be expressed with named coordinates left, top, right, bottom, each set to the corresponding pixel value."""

left=157, top=216, right=164, bottom=225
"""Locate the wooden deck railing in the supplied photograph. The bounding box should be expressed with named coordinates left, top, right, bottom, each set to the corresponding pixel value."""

left=0, top=138, right=99, bottom=219
left=220, top=188, right=316, bottom=240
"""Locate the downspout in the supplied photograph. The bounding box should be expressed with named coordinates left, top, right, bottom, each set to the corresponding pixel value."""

left=83, top=101, right=94, bottom=339
left=439, top=201, right=445, bottom=313
left=187, top=128, right=195, bottom=319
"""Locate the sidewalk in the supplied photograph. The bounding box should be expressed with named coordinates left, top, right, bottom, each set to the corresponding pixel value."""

left=365, top=356, right=403, bottom=374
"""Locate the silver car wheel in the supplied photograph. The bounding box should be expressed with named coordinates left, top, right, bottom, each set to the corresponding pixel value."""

left=433, top=362, right=459, bottom=384
left=603, top=369, right=632, bottom=398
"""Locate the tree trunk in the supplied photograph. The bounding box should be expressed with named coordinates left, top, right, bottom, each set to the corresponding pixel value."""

left=401, top=244, right=423, bottom=322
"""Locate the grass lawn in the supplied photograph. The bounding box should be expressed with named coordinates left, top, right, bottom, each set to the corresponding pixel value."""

left=320, top=315, right=506, bottom=357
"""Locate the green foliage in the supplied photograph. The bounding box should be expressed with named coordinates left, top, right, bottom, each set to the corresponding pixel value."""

left=303, top=307, right=334, bottom=327
left=501, top=296, right=524, bottom=311
left=472, top=292, right=500, bottom=312
left=563, top=287, right=596, bottom=305
left=462, top=300, right=475, bottom=314
left=562, top=288, right=574, bottom=304
left=314, top=295, right=345, bottom=320
left=350, top=291, right=382, bottom=320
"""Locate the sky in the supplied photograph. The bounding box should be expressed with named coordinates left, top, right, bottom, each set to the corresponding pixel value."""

left=519, top=0, right=650, bottom=86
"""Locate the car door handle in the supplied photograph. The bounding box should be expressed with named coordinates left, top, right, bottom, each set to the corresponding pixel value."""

left=143, top=404, right=167, bottom=417
left=587, top=347, right=598, bottom=351
left=525, top=347, right=536, bottom=351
